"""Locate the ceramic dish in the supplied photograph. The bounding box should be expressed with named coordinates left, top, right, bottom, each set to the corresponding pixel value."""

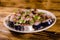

left=3, top=9, right=56, bottom=33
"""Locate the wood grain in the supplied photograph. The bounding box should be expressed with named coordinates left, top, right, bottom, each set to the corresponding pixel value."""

left=0, top=0, right=60, bottom=40
left=0, top=7, right=60, bottom=40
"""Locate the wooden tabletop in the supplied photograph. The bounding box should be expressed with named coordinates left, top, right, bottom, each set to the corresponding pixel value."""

left=0, top=7, right=60, bottom=40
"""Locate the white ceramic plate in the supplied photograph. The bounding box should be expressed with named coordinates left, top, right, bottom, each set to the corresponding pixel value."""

left=3, top=9, right=56, bottom=33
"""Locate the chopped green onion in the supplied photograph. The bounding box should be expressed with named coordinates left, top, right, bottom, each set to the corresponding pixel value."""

left=26, top=11, right=30, bottom=15
left=38, top=12, right=45, bottom=14
left=34, top=15, right=38, bottom=20
left=19, top=19, right=26, bottom=23
left=15, top=22, right=19, bottom=25
left=30, top=19, right=34, bottom=25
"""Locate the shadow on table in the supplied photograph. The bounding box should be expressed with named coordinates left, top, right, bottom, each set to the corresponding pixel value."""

left=10, top=30, right=60, bottom=40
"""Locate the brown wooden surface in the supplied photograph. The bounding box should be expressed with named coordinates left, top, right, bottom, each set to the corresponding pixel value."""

left=0, top=7, right=60, bottom=40
left=0, top=0, right=60, bottom=40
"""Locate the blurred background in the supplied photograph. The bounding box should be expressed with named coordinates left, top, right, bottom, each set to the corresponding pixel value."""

left=0, top=0, right=60, bottom=9
left=0, top=0, right=60, bottom=16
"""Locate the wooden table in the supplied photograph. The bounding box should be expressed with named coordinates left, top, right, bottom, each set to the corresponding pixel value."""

left=0, top=7, right=60, bottom=40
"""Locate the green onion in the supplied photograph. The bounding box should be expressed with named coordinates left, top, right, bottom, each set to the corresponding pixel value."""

left=26, top=11, right=30, bottom=15
left=38, top=12, right=45, bottom=14
left=19, top=19, right=26, bottom=23
left=34, top=15, right=38, bottom=20
left=30, top=19, right=34, bottom=25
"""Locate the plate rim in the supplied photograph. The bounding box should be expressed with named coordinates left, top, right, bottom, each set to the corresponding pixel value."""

left=3, top=9, right=56, bottom=33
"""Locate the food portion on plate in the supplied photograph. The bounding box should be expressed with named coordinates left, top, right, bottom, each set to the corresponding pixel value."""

left=5, top=9, right=55, bottom=32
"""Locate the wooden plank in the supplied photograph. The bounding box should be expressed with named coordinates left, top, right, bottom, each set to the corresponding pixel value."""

left=51, top=0, right=60, bottom=2
left=49, top=3, right=60, bottom=10
left=44, top=0, right=60, bottom=10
